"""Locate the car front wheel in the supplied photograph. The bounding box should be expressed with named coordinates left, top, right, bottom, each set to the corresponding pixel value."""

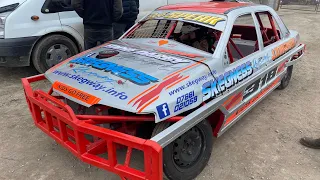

left=152, top=120, right=213, bottom=180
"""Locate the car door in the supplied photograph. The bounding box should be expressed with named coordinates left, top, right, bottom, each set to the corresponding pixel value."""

left=241, top=11, right=290, bottom=101
left=219, top=11, right=289, bottom=132
left=217, top=12, right=269, bottom=130
left=223, top=12, right=266, bottom=102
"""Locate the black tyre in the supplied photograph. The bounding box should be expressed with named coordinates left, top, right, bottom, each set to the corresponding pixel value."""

left=32, top=35, right=79, bottom=73
left=277, top=65, right=293, bottom=90
left=152, top=120, right=213, bottom=180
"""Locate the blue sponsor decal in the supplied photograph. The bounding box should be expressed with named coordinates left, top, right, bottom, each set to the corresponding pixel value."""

left=72, top=67, right=115, bottom=84
left=86, top=52, right=96, bottom=57
left=252, top=54, right=272, bottom=69
left=156, top=103, right=171, bottom=119
left=168, top=70, right=216, bottom=96
left=70, top=57, right=159, bottom=85
left=52, top=70, right=128, bottom=100
left=202, top=62, right=253, bottom=100
left=174, top=91, right=198, bottom=113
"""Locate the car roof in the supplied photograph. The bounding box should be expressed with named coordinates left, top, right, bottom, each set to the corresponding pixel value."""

left=157, top=2, right=256, bottom=15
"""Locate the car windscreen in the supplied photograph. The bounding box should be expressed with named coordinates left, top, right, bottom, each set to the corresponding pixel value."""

left=124, top=11, right=226, bottom=54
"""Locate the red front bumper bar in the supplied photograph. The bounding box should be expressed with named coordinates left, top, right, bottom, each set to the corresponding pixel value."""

left=22, top=74, right=163, bottom=180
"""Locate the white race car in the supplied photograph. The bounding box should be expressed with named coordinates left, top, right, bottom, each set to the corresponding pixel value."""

left=22, top=2, right=305, bottom=180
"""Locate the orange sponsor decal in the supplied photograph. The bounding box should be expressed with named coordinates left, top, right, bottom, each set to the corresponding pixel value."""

left=158, top=40, right=169, bottom=46
left=138, top=96, right=159, bottom=113
left=166, top=76, right=189, bottom=90
left=53, top=81, right=101, bottom=105
left=127, top=84, right=158, bottom=105
left=225, top=78, right=280, bottom=126
left=272, top=38, right=296, bottom=60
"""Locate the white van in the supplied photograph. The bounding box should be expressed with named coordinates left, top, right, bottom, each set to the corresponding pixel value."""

left=0, top=0, right=208, bottom=73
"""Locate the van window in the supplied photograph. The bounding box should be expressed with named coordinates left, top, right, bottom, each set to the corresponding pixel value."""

left=42, top=0, right=73, bottom=13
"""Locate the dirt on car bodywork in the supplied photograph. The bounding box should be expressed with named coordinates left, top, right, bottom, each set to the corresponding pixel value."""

left=45, top=39, right=213, bottom=122
left=0, top=8, right=319, bottom=180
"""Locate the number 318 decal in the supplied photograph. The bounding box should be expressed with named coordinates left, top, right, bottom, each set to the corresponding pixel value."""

left=243, top=67, right=278, bottom=99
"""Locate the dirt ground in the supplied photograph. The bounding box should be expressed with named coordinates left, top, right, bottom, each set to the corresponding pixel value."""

left=0, top=8, right=319, bottom=180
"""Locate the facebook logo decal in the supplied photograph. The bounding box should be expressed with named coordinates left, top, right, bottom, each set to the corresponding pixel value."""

left=156, top=103, right=171, bottom=119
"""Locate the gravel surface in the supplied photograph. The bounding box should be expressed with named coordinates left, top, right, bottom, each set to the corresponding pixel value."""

left=0, top=8, right=319, bottom=180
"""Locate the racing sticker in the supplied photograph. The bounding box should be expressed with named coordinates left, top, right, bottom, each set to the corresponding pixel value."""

left=202, top=62, right=254, bottom=100
left=174, top=91, right=198, bottom=113
left=69, top=57, right=159, bottom=85
left=243, top=67, right=277, bottom=99
left=72, top=67, right=115, bottom=84
left=147, top=39, right=177, bottom=48
left=128, top=60, right=205, bottom=112
left=105, top=44, right=190, bottom=64
left=156, top=103, right=171, bottom=119
left=146, top=11, right=225, bottom=26
left=131, top=74, right=186, bottom=111
left=252, top=53, right=272, bottom=70
left=158, top=39, right=169, bottom=46
left=225, top=78, right=281, bottom=126
left=53, top=81, right=101, bottom=105
left=272, top=38, right=296, bottom=60
left=168, top=71, right=213, bottom=96
left=52, top=70, right=128, bottom=100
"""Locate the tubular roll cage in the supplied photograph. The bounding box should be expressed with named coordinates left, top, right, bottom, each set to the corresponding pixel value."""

left=22, top=75, right=186, bottom=180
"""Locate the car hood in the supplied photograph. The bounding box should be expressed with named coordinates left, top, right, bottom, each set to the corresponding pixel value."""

left=0, top=0, right=25, bottom=8
left=46, top=39, right=213, bottom=122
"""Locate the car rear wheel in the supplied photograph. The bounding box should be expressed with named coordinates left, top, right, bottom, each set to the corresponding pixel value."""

left=152, top=120, right=213, bottom=180
left=32, top=34, right=79, bottom=73
left=277, top=65, right=293, bottom=90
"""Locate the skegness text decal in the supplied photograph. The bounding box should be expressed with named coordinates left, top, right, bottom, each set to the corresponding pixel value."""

left=70, top=57, right=159, bottom=85
left=202, top=62, right=253, bottom=100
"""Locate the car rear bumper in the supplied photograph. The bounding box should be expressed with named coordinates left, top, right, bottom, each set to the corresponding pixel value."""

left=285, top=43, right=305, bottom=67
left=0, top=36, right=39, bottom=67
left=21, top=74, right=163, bottom=180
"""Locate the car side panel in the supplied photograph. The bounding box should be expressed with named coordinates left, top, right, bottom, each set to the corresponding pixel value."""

left=151, top=6, right=304, bottom=148
left=217, top=32, right=300, bottom=136
left=201, top=6, right=300, bottom=136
